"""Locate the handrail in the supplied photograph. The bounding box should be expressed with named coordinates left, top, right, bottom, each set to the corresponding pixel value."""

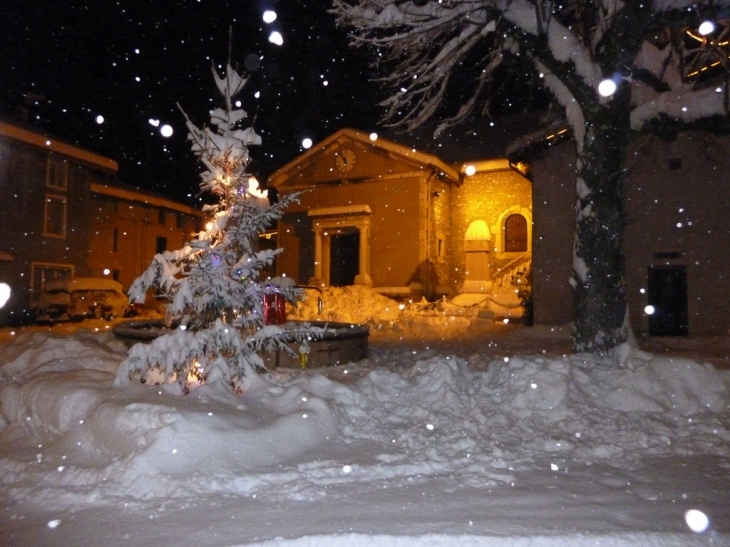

left=491, top=250, right=531, bottom=282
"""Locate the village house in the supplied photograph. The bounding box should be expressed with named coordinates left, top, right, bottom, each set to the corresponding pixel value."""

left=267, top=128, right=533, bottom=311
left=517, top=130, right=730, bottom=337
left=0, top=120, right=202, bottom=325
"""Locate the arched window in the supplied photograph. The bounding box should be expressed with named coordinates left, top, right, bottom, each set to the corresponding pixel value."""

left=504, top=214, right=527, bottom=252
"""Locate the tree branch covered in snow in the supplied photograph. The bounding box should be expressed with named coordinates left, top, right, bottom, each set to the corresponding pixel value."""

left=333, top=0, right=730, bottom=135
left=116, top=62, right=316, bottom=392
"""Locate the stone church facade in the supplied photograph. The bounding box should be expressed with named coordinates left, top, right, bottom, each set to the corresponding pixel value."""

left=267, top=128, right=532, bottom=302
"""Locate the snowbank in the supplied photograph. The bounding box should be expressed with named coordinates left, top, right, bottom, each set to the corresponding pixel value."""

left=0, top=325, right=728, bottom=545
left=229, top=533, right=717, bottom=547
left=1, top=331, right=728, bottom=496
left=289, top=285, right=485, bottom=340
left=289, top=285, right=402, bottom=325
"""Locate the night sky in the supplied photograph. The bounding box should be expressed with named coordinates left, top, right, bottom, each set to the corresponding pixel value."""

left=0, top=1, right=382, bottom=203
left=0, top=1, right=549, bottom=206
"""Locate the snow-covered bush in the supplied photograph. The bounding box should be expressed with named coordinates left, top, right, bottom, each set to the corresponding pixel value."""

left=115, top=62, right=314, bottom=393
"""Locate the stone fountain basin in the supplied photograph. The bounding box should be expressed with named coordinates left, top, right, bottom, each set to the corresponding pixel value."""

left=112, top=319, right=369, bottom=368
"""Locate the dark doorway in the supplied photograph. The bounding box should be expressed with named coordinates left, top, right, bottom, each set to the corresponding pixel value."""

left=648, top=265, right=688, bottom=336
left=330, top=232, right=359, bottom=286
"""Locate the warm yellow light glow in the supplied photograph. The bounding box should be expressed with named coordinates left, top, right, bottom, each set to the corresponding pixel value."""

left=513, top=161, right=529, bottom=175
left=186, top=360, right=205, bottom=385
left=247, top=177, right=268, bottom=199
left=687, top=30, right=704, bottom=42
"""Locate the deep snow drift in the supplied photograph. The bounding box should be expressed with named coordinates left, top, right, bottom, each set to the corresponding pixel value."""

left=0, top=289, right=729, bottom=546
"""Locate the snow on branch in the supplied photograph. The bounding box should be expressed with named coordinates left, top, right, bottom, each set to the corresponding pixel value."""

left=534, top=60, right=587, bottom=152
left=434, top=50, right=503, bottom=137
left=335, top=0, right=730, bottom=139
left=631, top=84, right=728, bottom=130
left=501, top=0, right=601, bottom=88
left=333, top=0, right=481, bottom=39
left=379, top=22, right=491, bottom=128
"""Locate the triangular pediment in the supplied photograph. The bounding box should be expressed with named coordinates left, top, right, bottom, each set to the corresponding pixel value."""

left=267, top=128, right=459, bottom=190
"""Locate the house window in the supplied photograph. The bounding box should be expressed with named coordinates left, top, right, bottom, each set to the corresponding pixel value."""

left=158, top=209, right=166, bottom=224
left=113, top=228, right=119, bottom=252
left=46, top=158, right=68, bottom=190
left=176, top=213, right=184, bottom=229
left=156, top=236, right=167, bottom=254
left=112, top=269, right=121, bottom=282
left=14, top=153, right=45, bottom=187
left=44, top=193, right=67, bottom=238
left=504, top=214, right=527, bottom=252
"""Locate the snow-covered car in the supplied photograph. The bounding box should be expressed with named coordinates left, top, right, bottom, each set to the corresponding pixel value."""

left=36, top=277, right=132, bottom=323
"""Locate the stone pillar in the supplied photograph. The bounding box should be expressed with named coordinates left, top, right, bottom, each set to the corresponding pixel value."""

left=309, top=227, right=324, bottom=287
left=354, top=223, right=373, bottom=287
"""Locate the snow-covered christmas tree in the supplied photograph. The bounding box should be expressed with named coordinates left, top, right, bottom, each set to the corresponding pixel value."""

left=114, top=61, right=313, bottom=393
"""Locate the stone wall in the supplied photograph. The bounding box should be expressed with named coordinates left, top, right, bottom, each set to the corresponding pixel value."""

left=530, top=132, right=730, bottom=335
left=450, top=163, right=533, bottom=292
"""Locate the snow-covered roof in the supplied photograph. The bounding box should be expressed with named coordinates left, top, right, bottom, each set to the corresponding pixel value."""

left=90, top=182, right=204, bottom=217
left=44, top=277, right=124, bottom=294
left=267, top=128, right=460, bottom=188
left=0, top=120, right=118, bottom=174
left=458, top=158, right=514, bottom=174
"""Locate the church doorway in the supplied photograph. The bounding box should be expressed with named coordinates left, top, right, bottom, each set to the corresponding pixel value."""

left=329, top=231, right=360, bottom=287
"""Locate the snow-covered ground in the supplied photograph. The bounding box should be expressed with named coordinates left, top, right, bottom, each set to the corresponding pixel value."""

left=1, top=288, right=729, bottom=547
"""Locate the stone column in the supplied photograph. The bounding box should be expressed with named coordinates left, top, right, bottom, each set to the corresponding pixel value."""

left=354, top=222, right=373, bottom=287
left=309, top=227, right=324, bottom=287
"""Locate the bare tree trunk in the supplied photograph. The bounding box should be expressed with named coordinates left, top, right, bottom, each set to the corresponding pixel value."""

left=571, top=104, right=631, bottom=355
